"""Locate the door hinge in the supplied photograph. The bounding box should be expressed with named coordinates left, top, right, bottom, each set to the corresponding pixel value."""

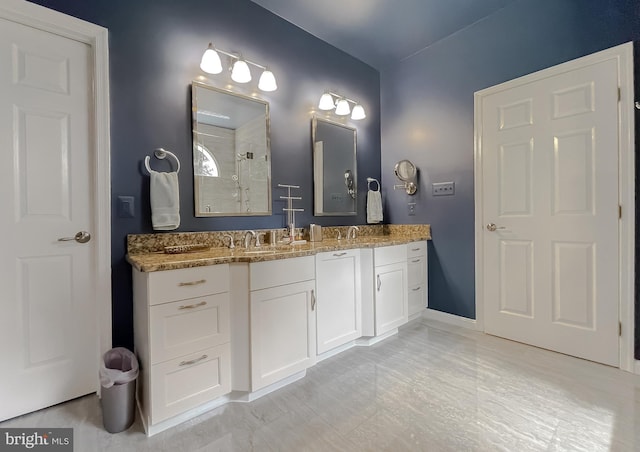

left=619, top=205, right=622, bottom=219
left=619, top=322, right=622, bottom=336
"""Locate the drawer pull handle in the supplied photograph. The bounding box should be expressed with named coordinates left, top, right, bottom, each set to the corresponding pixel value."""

left=412, top=286, right=421, bottom=291
left=311, top=289, right=316, bottom=311
left=179, top=354, right=208, bottom=367
left=333, top=252, right=348, bottom=257
left=411, top=248, right=420, bottom=252
left=377, top=275, right=382, bottom=291
left=178, top=301, right=207, bottom=310
left=178, top=279, right=207, bottom=287
left=411, top=258, right=421, bottom=263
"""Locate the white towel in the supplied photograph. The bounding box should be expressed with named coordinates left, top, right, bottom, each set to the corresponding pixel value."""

left=367, top=189, right=383, bottom=224
left=150, top=170, right=180, bottom=230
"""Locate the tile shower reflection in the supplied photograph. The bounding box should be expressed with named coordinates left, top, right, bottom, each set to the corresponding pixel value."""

left=2, top=318, right=640, bottom=451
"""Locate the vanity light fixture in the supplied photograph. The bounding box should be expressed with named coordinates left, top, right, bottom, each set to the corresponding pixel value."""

left=351, top=104, right=366, bottom=120
left=318, top=92, right=335, bottom=110
left=231, top=58, right=252, bottom=83
left=200, top=42, right=277, bottom=91
left=317, top=91, right=366, bottom=120
left=258, top=69, right=277, bottom=92
left=200, top=43, right=223, bottom=74
left=335, top=98, right=351, bottom=116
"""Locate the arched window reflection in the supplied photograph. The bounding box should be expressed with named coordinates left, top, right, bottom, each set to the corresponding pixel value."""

left=194, top=144, right=219, bottom=177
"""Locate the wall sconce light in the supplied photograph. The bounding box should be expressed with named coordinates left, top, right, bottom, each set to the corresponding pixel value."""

left=200, top=42, right=277, bottom=92
left=318, top=91, right=366, bottom=120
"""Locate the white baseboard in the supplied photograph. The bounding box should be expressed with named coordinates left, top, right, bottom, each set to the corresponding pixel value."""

left=422, top=308, right=479, bottom=330
left=634, top=360, right=640, bottom=375
left=356, top=329, right=398, bottom=346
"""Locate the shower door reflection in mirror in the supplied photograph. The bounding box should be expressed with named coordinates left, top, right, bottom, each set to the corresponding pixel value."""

left=192, top=81, right=271, bottom=216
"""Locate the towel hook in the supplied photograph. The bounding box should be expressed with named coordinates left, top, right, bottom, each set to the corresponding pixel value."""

left=144, top=148, right=181, bottom=174
left=367, top=177, right=380, bottom=191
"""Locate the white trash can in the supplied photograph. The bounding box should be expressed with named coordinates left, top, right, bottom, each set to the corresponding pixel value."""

left=99, top=347, right=139, bottom=433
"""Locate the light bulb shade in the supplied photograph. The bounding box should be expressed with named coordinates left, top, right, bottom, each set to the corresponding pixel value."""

left=231, top=59, right=252, bottom=83
left=200, top=44, right=223, bottom=74
left=351, top=104, right=366, bottom=120
left=335, top=99, right=351, bottom=115
left=258, top=70, right=277, bottom=91
left=318, top=93, right=335, bottom=110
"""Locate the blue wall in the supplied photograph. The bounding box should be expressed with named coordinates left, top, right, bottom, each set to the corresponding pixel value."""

left=381, top=0, right=640, bottom=321
left=28, top=0, right=381, bottom=349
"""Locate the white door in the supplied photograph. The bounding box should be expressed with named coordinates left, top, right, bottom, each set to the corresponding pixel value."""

left=479, top=56, right=620, bottom=366
left=0, top=17, right=98, bottom=420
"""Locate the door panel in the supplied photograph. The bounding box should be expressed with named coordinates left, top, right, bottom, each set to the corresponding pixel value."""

left=481, top=57, right=619, bottom=367
left=0, top=17, right=97, bottom=421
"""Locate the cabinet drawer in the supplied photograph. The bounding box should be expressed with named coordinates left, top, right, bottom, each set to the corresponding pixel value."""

left=149, top=293, right=230, bottom=364
left=407, top=241, right=427, bottom=258
left=408, top=283, right=426, bottom=316
left=250, top=256, right=315, bottom=291
left=150, top=344, right=231, bottom=424
left=148, top=264, right=229, bottom=305
left=374, top=244, right=407, bottom=267
left=407, top=256, right=426, bottom=286
left=316, top=249, right=360, bottom=262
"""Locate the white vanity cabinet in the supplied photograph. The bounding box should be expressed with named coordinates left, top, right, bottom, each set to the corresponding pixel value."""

left=249, top=256, right=316, bottom=391
left=315, top=250, right=362, bottom=355
left=362, top=244, right=408, bottom=337
left=407, top=241, right=428, bottom=318
left=133, top=265, right=231, bottom=429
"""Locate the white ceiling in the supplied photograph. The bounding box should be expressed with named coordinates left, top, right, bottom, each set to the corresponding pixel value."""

left=251, top=0, right=517, bottom=70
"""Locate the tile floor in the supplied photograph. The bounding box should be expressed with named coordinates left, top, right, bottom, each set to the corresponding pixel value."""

left=3, top=318, right=640, bottom=451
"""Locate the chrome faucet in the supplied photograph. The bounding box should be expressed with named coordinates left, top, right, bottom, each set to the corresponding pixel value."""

left=244, top=230, right=256, bottom=249
left=347, top=226, right=360, bottom=240
left=256, top=232, right=266, bottom=248
left=222, top=234, right=235, bottom=249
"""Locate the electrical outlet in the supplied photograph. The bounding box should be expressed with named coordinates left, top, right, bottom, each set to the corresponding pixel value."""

left=117, top=196, right=135, bottom=218
left=408, top=202, right=416, bottom=216
left=432, top=182, right=455, bottom=196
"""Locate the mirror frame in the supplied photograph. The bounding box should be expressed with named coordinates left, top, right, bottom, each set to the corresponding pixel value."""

left=312, top=116, right=357, bottom=216
left=192, top=81, right=272, bottom=217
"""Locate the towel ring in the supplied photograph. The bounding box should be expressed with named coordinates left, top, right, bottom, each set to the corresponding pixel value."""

left=144, top=148, right=181, bottom=174
left=367, top=177, right=380, bottom=191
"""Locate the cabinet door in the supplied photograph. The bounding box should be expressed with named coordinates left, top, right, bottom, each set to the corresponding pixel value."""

left=316, top=250, right=362, bottom=354
left=250, top=280, right=316, bottom=391
left=407, top=255, right=427, bottom=317
left=375, top=262, right=408, bottom=335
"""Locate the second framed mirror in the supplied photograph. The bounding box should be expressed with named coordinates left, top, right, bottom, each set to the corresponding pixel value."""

left=312, top=117, right=357, bottom=216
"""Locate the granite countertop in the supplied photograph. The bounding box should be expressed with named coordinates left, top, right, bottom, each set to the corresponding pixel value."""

left=127, top=234, right=429, bottom=272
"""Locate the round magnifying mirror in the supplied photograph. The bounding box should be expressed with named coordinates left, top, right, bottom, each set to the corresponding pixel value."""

left=394, top=159, right=417, bottom=182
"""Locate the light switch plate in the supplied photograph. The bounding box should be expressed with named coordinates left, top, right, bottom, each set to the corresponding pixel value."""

left=408, top=202, right=416, bottom=216
left=432, top=182, right=455, bottom=196
left=117, top=196, right=135, bottom=218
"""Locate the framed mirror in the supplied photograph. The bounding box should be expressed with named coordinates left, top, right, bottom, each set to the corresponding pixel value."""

left=192, top=81, right=271, bottom=216
left=312, top=117, right=357, bottom=216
